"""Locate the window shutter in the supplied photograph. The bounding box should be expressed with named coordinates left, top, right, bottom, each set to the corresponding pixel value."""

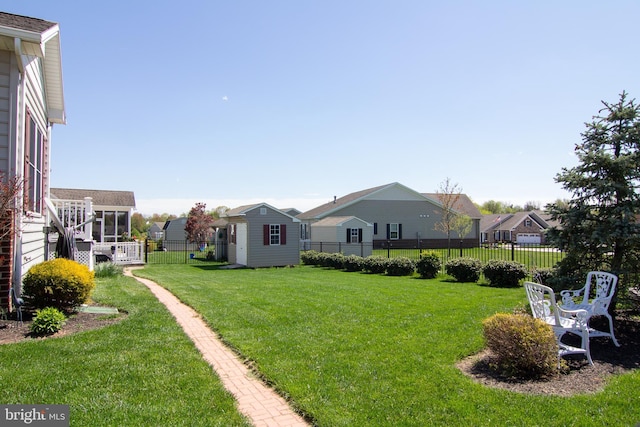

left=386, top=224, right=390, bottom=239
left=346, top=228, right=351, bottom=243
left=281, top=224, right=286, bottom=245
left=263, top=224, right=269, bottom=245
left=358, top=228, right=363, bottom=243
left=399, top=224, right=403, bottom=239
left=374, top=223, right=378, bottom=235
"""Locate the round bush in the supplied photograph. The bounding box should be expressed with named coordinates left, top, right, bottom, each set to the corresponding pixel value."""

left=300, top=250, right=320, bottom=266
left=445, top=257, right=482, bottom=282
left=362, top=256, right=389, bottom=274
left=30, top=307, right=66, bottom=335
left=482, top=260, right=527, bottom=287
left=416, top=251, right=441, bottom=279
left=483, top=313, right=559, bottom=379
left=386, top=257, right=415, bottom=276
left=23, top=258, right=95, bottom=312
left=342, top=255, right=365, bottom=272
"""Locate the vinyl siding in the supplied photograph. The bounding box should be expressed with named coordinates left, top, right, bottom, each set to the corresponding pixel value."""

left=239, top=206, right=299, bottom=268
left=0, top=50, right=10, bottom=174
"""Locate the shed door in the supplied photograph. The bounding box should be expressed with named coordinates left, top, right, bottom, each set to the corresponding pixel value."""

left=236, top=223, right=248, bottom=265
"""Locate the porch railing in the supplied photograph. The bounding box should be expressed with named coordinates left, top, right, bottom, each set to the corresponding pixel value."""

left=94, top=242, right=145, bottom=265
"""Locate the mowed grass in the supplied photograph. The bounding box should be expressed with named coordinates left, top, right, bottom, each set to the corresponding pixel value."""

left=0, top=274, right=250, bottom=427
left=134, top=264, right=640, bottom=426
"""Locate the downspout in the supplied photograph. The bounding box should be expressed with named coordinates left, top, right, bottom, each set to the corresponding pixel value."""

left=12, top=38, right=27, bottom=293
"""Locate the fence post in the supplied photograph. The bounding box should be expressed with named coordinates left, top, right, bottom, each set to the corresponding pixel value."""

left=145, top=239, right=148, bottom=264
left=387, top=242, right=391, bottom=258
left=511, top=242, right=515, bottom=261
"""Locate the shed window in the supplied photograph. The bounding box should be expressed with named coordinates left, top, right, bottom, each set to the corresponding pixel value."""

left=263, top=224, right=287, bottom=245
left=347, top=228, right=362, bottom=243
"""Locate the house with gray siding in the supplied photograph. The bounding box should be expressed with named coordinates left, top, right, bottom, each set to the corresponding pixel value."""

left=297, top=182, right=481, bottom=249
left=224, top=203, right=300, bottom=268
left=0, top=12, right=65, bottom=312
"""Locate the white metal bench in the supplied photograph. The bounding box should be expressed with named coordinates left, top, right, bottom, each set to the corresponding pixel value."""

left=525, top=281, right=593, bottom=365
left=560, top=271, right=620, bottom=347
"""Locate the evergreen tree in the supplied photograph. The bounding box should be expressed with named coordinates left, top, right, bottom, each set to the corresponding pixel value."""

left=547, top=91, right=640, bottom=307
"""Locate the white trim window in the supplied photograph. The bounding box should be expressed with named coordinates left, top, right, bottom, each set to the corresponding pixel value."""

left=24, top=111, right=47, bottom=214
left=270, top=224, right=281, bottom=245
left=389, top=223, right=399, bottom=240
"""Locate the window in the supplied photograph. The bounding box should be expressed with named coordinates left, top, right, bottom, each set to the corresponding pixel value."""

left=230, top=224, right=236, bottom=244
left=387, top=223, right=401, bottom=240
left=270, top=224, right=281, bottom=245
left=347, top=228, right=362, bottom=243
left=263, top=224, right=287, bottom=245
left=24, top=111, right=47, bottom=213
left=524, top=219, right=532, bottom=227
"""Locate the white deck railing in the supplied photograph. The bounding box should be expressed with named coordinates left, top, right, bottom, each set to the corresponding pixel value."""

left=94, top=242, right=145, bottom=265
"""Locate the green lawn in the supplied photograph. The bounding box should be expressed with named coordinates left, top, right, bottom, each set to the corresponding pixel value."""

left=134, top=264, right=640, bottom=427
left=0, top=274, right=250, bottom=427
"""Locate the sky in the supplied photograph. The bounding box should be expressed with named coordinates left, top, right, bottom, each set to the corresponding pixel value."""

left=2, top=1, right=639, bottom=216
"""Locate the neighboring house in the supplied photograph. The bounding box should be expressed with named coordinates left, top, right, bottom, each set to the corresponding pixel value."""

left=0, top=12, right=65, bottom=311
left=224, top=203, right=300, bottom=268
left=480, top=211, right=554, bottom=244
left=50, top=188, right=136, bottom=243
left=297, top=182, right=482, bottom=249
left=309, top=216, right=373, bottom=257
left=147, top=221, right=165, bottom=240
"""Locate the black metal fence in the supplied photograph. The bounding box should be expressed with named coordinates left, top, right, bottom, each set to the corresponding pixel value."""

left=146, top=239, right=564, bottom=274
left=144, top=239, right=227, bottom=264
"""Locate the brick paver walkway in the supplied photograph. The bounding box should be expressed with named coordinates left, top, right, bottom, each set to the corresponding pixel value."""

left=124, top=268, right=309, bottom=427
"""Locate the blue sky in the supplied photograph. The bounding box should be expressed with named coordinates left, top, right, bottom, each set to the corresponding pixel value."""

left=3, top=1, right=639, bottom=216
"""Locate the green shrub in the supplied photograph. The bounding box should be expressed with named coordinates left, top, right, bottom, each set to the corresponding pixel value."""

left=94, top=262, right=123, bottom=278
left=445, top=257, right=482, bottom=282
left=362, top=256, right=389, bottom=274
left=23, top=258, right=95, bottom=312
left=482, top=313, right=559, bottom=379
left=343, top=255, right=365, bottom=272
left=416, top=251, right=442, bottom=279
left=482, top=260, right=527, bottom=287
left=386, top=257, right=415, bottom=276
left=301, top=250, right=320, bottom=266
left=30, top=307, right=67, bottom=335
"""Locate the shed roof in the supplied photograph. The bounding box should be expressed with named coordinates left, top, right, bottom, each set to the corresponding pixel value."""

left=311, top=216, right=372, bottom=227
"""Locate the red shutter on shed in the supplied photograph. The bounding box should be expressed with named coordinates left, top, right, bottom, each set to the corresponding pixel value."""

left=281, top=224, right=286, bottom=245
left=263, top=224, right=270, bottom=245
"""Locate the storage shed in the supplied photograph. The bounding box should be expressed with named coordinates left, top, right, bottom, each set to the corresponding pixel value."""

left=310, top=216, right=373, bottom=257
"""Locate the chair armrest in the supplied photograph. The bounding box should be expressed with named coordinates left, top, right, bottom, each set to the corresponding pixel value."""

left=557, top=307, right=589, bottom=328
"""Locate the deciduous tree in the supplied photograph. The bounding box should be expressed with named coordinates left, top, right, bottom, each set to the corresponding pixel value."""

left=185, top=202, right=213, bottom=246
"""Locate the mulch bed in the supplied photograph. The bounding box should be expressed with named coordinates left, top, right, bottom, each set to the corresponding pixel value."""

left=457, top=312, right=640, bottom=396
left=0, top=306, right=126, bottom=345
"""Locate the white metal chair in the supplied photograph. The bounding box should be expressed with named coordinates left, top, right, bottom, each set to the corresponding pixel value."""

left=560, top=271, right=620, bottom=347
left=524, top=282, right=593, bottom=365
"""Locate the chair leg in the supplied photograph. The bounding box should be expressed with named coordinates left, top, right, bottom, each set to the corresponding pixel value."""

left=603, top=313, right=620, bottom=347
left=582, top=330, right=593, bottom=366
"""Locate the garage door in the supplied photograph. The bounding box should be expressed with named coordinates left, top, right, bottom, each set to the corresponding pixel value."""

left=516, top=233, right=541, bottom=244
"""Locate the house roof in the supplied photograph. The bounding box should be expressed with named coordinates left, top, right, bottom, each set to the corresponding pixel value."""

left=297, top=182, right=481, bottom=220
left=311, top=216, right=372, bottom=227
left=225, top=203, right=301, bottom=222
left=0, top=12, right=65, bottom=124
left=50, top=188, right=136, bottom=208
left=297, top=182, right=441, bottom=220
left=480, top=211, right=551, bottom=233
